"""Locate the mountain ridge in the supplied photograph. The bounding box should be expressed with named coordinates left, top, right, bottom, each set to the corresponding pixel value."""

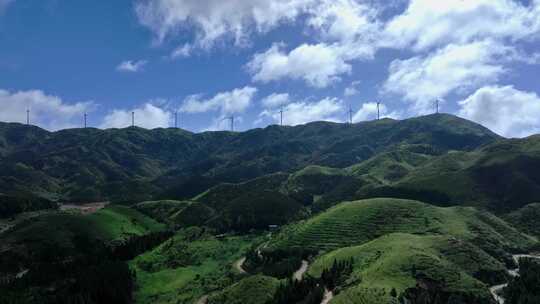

left=0, top=114, right=502, bottom=207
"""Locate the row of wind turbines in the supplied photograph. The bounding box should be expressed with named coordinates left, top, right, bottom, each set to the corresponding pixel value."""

left=22, top=99, right=442, bottom=132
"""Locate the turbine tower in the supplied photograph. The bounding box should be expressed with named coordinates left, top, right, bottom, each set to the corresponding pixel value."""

left=222, top=116, right=234, bottom=131
left=435, top=99, right=440, bottom=114
left=26, top=109, right=30, bottom=125
left=84, top=113, right=87, bottom=128
left=376, top=102, right=381, bottom=120
left=131, top=111, right=135, bottom=127
left=348, top=105, right=354, bottom=124
left=174, top=111, right=178, bottom=129
left=279, top=106, right=284, bottom=126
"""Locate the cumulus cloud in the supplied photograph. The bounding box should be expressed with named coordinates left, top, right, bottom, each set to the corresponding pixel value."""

left=247, top=43, right=352, bottom=88
left=180, top=86, right=257, bottom=115
left=383, top=40, right=512, bottom=114
left=171, top=44, right=193, bottom=58
left=344, top=80, right=361, bottom=97
left=260, top=97, right=344, bottom=125
left=458, top=85, right=540, bottom=138
left=100, top=103, right=171, bottom=129
left=0, top=89, right=94, bottom=130
left=307, top=0, right=380, bottom=45
left=261, top=93, right=290, bottom=108
left=353, top=102, right=384, bottom=122
left=116, top=60, right=147, bottom=72
left=135, top=0, right=314, bottom=49
left=246, top=0, right=381, bottom=88
left=384, top=0, right=540, bottom=51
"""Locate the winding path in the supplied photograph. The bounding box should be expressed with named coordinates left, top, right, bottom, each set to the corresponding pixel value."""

left=293, top=260, right=309, bottom=281
left=489, top=254, right=540, bottom=304
left=321, top=289, right=334, bottom=304
left=195, top=295, right=208, bottom=304
left=234, top=257, right=247, bottom=274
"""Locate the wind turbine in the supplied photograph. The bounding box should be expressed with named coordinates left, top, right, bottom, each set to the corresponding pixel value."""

left=435, top=99, right=440, bottom=114
left=279, top=106, right=284, bottom=126
left=174, top=111, right=179, bottom=129
left=348, top=104, right=354, bottom=124
left=222, top=115, right=234, bottom=131
left=84, top=113, right=87, bottom=128
left=131, top=111, right=135, bottom=127
left=26, top=109, right=30, bottom=125
left=376, top=102, right=381, bottom=120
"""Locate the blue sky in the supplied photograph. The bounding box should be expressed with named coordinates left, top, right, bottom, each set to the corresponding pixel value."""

left=1, top=0, right=540, bottom=137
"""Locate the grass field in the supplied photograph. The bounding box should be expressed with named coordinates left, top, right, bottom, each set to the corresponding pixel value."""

left=130, top=228, right=260, bottom=304
left=207, top=275, right=280, bottom=304
left=89, top=205, right=166, bottom=240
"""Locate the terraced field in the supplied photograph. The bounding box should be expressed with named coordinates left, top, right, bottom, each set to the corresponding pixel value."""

left=267, top=198, right=534, bottom=254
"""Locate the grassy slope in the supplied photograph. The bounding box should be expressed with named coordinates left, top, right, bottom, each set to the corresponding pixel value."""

left=347, top=145, right=437, bottom=185
left=506, top=203, right=540, bottom=238
left=0, top=205, right=165, bottom=273
left=193, top=173, right=289, bottom=208
left=267, top=198, right=534, bottom=257
left=207, top=275, right=280, bottom=304
left=88, top=205, right=165, bottom=240
left=391, top=136, right=540, bottom=211
left=130, top=227, right=258, bottom=304
left=308, top=233, right=495, bottom=303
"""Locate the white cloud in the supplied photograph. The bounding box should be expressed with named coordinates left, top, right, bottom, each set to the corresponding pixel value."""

left=353, top=102, right=383, bottom=122
left=261, top=93, right=290, bottom=108
left=180, top=86, right=257, bottom=115
left=0, top=89, right=93, bottom=130
left=171, top=44, right=193, bottom=58
left=383, top=40, right=512, bottom=114
left=307, top=0, right=380, bottom=45
left=344, top=80, right=361, bottom=97
left=247, top=43, right=352, bottom=88
left=458, top=85, right=540, bottom=138
left=260, top=97, right=344, bottom=125
left=135, top=0, right=314, bottom=49
left=100, top=103, right=171, bottom=129
left=116, top=60, right=147, bottom=72
left=384, top=0, right=540, bottom=51
left=245, top=0, right=382, bottom=88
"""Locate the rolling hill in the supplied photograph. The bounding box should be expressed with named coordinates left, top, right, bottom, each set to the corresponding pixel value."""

left=265, top=198, right=535, bottom=260
left=308, top=233, right=499, bottom=304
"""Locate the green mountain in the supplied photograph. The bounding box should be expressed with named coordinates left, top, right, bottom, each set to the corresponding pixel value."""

left=372, top=135, right=540, bottom=211
left=0, top=114, right=498, bottom=206
left=3, top=114, right=540, bottom=304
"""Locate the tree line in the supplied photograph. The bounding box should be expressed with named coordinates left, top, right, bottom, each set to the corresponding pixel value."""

left=504, top=258, right=540, bottom=304
left=0, top=230, right=172, bottom=304
left=268, top=258, right=354, bottom=304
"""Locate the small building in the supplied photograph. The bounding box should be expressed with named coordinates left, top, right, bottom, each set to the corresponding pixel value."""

left=268, top=225, right=279, bottom=231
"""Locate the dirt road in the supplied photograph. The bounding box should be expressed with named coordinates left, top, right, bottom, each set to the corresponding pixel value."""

left=490, top=254, right=540, bottom=304
left=293, top=260, right=309, bottom=281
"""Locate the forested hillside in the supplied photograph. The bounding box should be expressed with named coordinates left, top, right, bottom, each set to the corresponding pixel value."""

left=1, top=115, right=539, bottom=304
left=0, top=114, right=498, bottom=205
